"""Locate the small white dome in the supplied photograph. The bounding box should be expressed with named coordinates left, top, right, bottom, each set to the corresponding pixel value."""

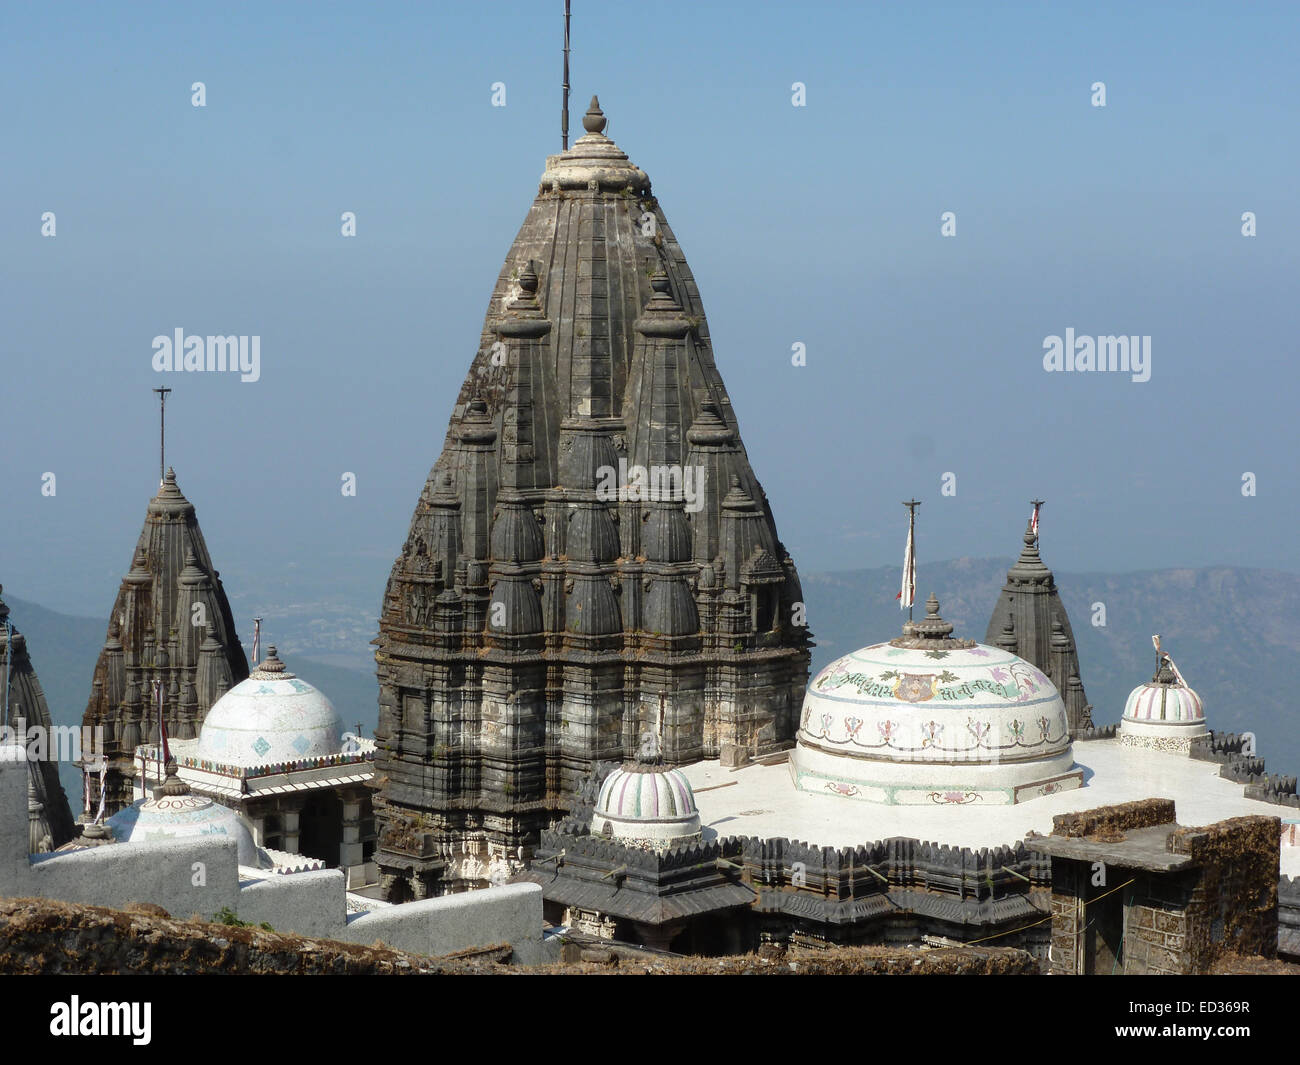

left=197, top=647, right=342, bottom=768
left=107, top=768, right=264, bottom=867
left=1119, top=653, right=1207, bottom=753
left=592, top=763, right=701, bottom=850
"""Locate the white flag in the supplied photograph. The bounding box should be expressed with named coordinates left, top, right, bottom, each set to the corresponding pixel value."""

left=95, top=761, right=107, bottom=824
left=251, top=618, right=261, bottom=669
left=899, top=525, right=915, bottom=610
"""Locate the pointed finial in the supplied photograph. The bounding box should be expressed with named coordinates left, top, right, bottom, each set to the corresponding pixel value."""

left=583, top=95, right=607, bottom=134
left=925, top=593, right=940, bottom=618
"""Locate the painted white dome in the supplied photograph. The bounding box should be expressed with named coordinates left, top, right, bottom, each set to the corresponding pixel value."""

left=197, top=647, right=342, bottom=768
left=107, top=767, right=265, bottom=866
left=592, top=763, right=701, bottom=850
left=790, top=595, right=1083, bottom=806
left=1119, top=653, right=1207, bottom=753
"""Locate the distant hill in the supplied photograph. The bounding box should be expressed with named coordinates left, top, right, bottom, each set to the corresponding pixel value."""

left=9, top=558, right=1300, bottom=803
left=804, top=559, right=1300, bottom=777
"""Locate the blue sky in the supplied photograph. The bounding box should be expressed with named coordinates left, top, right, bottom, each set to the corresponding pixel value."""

left=2, top=1, right=1297, bottom=615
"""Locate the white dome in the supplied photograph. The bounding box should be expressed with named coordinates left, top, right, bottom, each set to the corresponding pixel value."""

left=592, top=763, right=701, bottom=850
left=107, top=769, right=265, bottom=867
left=1119, top=655, right=1207, bottom=753
left=197, top=647, right=342, bottom=768
left=790, top=595, right=1083, bottom=806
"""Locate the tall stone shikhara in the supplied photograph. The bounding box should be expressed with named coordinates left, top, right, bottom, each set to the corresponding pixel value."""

left=374, top=98, right=812, bottom=898
left=985, top=518, right=1093, bottom=737
left=79, top=468, right=248, bottom=815
left=0, top=587, right=76, bottom=850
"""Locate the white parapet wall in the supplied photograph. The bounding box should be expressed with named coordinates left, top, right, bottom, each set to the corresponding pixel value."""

left=1, top=755, right=544, bottom=964
left=28, top=838, right=242, bottom=918
left=339, top=882, right=543, bottom=965
left=236, top=868, right=346, bottom=938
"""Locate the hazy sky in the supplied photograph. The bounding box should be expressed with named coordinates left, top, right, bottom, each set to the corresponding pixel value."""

left=2, top=1, right=1297, bottom=617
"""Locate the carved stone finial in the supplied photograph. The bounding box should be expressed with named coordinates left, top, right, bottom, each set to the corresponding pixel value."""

left=583, top=95, right=606, bottom=134
left=650, top=268, right=670, bottom=295
left=519, top=260, right=539, bottom=296
left=160, top=758, right=189, bottom=797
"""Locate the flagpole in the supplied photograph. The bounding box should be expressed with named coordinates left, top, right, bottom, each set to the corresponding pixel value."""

left=901, top=499, right=920, bottom=623
left=1030, top=498, right=1044, bottom=545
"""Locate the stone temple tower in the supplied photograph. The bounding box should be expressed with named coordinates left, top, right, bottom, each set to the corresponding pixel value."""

left=374, top=97, right=812, bottom=898
left=0, top=587, right=76, bottom=849
left=80, top=468, right=248, bottom=815
left=984, top=514, right=1093, bottom=736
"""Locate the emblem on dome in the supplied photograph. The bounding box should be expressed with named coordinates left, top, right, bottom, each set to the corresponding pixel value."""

left=928, top=791, right=980, bottom=805
left=893, top=673, right=938, bottom=703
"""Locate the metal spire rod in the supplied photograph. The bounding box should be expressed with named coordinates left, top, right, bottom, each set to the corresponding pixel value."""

left=153, top=387, right=172, bottom=481
left=562, top=0, right=571, bottom=149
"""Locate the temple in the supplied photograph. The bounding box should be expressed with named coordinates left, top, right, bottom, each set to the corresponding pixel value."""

left=78, top=468, right=248, bottom=816
left=984, top=514, right=1093, bottom=735
left=0, top=588, right=76, bottom=850
left=373, top=97, right=812, bottom=899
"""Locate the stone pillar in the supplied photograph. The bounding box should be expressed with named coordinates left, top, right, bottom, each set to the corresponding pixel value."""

left=339, top=788, right=365, bottom=870
left=279, top=797, right=304, bottom=854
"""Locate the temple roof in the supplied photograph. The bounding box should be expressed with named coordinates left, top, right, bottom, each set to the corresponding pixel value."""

left=985, top=512, right=1092, bottom=735
left=81, top=468, right=248, bottom=813
left=197, top=647, right=343, bottom=768
left=0, top=586, right=76, bottom=847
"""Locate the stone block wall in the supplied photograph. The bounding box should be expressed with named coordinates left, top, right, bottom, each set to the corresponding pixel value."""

left=1122, top=872, right=1197, bottom=975
left=1051, top=797, right=1175, bottom=838
left=1047, top=863, right=1083, bottom=975
left=1168, top=815, right=1279, bottom=971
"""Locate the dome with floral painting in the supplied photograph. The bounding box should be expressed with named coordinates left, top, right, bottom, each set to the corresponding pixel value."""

left=790, top=595, right=1082, bottom=806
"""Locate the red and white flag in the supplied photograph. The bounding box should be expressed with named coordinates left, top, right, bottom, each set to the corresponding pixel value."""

left=897, top=523, right=916, bottom=610
left=1030, top=502, right=1040, bottom=539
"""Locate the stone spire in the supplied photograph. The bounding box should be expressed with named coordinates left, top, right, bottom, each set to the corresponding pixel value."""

left=374, top=98, right=810, bottom=899
left=80, top=469, right=247, bottom=815
left=984, top=509, right=1092, bottom=735
left=0, top=586, right=76, bottom=847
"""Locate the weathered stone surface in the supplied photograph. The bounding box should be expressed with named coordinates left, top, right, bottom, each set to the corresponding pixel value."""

left=78, top=469, right=248, bottom=815
left=0, top=588, right=76, bottom=848
left=985, top=522, right=1093, bottom=734
left=374, top=100, right=811, bottom=897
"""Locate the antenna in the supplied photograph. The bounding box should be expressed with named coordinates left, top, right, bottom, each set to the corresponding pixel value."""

left=562, top=0, right=571, bottom=149
left=152, top=387, right=172, bottom=481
